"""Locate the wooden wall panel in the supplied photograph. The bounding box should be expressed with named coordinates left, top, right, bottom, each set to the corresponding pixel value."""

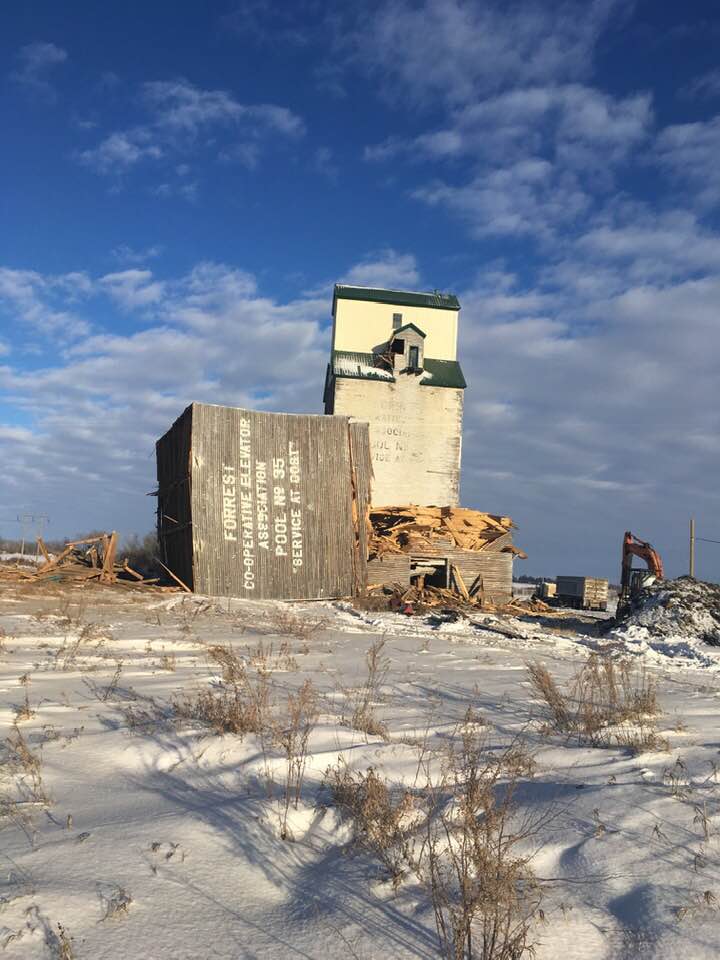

left=156, top=403, right=371, bottom=600
left=367, top=530, right=515, bottom=602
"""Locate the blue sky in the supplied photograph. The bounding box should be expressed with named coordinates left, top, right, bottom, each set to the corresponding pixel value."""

left=1, top=0, right=720, bottom=581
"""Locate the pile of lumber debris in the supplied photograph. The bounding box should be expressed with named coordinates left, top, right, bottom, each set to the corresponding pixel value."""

left=369, top=505, right=524, bottom=558
left=0, top=533, right=181, bottom=591
left=366, top=581, right=565, bottom=617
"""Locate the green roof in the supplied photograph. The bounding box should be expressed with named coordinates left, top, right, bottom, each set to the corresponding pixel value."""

left=420, top=358, right=467, bottom=389
left=393, top=322, right=426, bottom=338
left=333, top=284, right=460, bottom=313
left=331, top=351, right=465, bottom=390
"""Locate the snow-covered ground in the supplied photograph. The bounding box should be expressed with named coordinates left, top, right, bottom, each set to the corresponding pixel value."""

left=2, top=580, right=720, bottom=959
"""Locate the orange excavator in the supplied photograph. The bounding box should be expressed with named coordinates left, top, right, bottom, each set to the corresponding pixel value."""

left=618, top=531, right=664, bottom=616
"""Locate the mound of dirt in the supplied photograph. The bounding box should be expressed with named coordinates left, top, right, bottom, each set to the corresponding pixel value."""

left=611, top=577, right=720, bottom=649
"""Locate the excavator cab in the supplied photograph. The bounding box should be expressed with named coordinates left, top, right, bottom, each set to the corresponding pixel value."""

left=617, top=531, right=664, bottom=618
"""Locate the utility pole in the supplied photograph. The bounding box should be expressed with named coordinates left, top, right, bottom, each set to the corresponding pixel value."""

left=17, top=514, right=33, bottom=557
left=16, top=513, right=49, bottom=558
left=690, top=517, right=696, bottom=578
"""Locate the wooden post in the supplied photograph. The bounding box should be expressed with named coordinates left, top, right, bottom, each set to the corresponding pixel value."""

left=690, top=517, right=696, bottom=578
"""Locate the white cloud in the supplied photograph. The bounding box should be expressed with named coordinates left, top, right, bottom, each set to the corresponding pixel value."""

left=143, top=80, right=304, bottom=138
left=576, top=209, right=720, bottom=280
left=0, top=268, right=91, bottom=340
left=99, top=270, right=165, bottom=309
left=111, top=244, right=164, bottom=264
left=368, top=85, right=651, bottom=166
left=342, top=250, right=421, bottom=288
left=681, top=68, right=720, bottom=100
left=143, top=79, right=246, bottom=131
left=78, top=129, right=162, bottom=175
left=347, top=0, right=626, bottom=107
left=312, top=147, right=338, bottom=180
left=415, top=160, right=590, bottom=238
left=367, top=84, right=651, bottom=238
left=656, top=115, right=720, bottom=208
left=12, top=42, right=67, bottom=100
left=79, top=78, right=305, bottom=179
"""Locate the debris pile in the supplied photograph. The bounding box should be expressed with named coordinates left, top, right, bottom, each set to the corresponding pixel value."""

left=369, top=506, right=523, bottom=558
left=361, top=581, right=564, bottom=618
left=0, top=533, right=180, bottom=591
left=601, top=577, right=720, bottom=668
left=613, top=577, right=720, bottom=647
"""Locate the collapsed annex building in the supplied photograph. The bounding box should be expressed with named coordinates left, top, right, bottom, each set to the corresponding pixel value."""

left=156, top=284, right=522, bottom=602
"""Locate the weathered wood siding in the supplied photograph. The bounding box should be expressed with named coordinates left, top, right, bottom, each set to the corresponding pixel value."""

left=156, top=403, right=371, bottom=600
left=333, top=377, right=463, bottom=507
left=156, top=405, right=194, bottom=590
left=367, top=531, right=514, bottom=602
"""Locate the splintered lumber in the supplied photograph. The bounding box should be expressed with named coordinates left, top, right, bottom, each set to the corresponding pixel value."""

left=468, top=573, right=484, bottom=598
left=156, top=559, right=192, bottom=593
left=369, top=505, right=515, bottom=559
left=100, top=532, right=119, bottom=583
left=451, top=564, right=471, bottom=602
left=0, top=533, right=181, bottom=593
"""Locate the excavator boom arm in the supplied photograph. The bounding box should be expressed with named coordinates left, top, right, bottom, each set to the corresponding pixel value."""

left=622, top=532, right=664, bottom=579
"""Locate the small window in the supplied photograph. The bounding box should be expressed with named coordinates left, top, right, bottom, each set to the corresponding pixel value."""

left=392, top=312, right=403, bottom=330
left=391, top=338, right=405, bottom=354
left=409, top=345, right=420, bottom=369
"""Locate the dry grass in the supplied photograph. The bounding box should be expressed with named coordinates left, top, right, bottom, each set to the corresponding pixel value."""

left=15, top=673, right=35, bottom=721
left=346, top=637, right=390, bottom=740
left=1, top=724, right=51, bottom=843
left=54, top=923, right=75, bottom=959
left=326, top=760, right=417, bottom=886
left=174, top=643, right=321, bottom=831
left=157, top=651, right=177, bottom=671
left=53, top=622, right=111, bottom=671
left=276, top=679, right=319, bottom=840
left=328, top=711, right=542, bottom=959
left=174, top=643, right=271, bottom=737
left=527, top=654, right=666, bottom=753
left=267, top=608, right=327, bottom=643
left=249, top=638, right=298, bottom=673
left=421, top=717, right=540, bottom=960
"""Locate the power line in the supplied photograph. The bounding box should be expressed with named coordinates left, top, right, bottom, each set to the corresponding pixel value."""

left=697, top=537, right=720, bottom=545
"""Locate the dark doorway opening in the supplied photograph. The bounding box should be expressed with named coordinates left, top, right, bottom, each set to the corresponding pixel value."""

left=410, top=556, right=449, bottom=589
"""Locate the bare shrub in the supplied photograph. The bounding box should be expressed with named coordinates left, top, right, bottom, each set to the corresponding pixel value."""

left=527, top=654, right=665, bottom=752
left=328, top=711, right=542, bottom=958
left=326, top=760, right=417, bottom=885
left=420, top=712, right=539, bottom=960
left=157, top=652, right=177, bottom=672
left=1, top=724, right=51, bottom=842
left=174, top=645, right=270, bottom=737
left=207, top=643, right=246, bottom=685
left=249, top=639, right=298, bottom=673
left=45, top=922, right=75, bottom=959
left=57, top=924, right=75, bottom=959
left=268, top=608, right=327, bottom=642
left=54, top=621, right=109, bottom=671
left=276, top=679, right=319, bottom=840
left=347, top=637, right=390, bottom=739
left=103, top=660, right=124, bottom=701
left=15, top=674, right=35, bottom=721
left=525, top=664, right=571, bottom=732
